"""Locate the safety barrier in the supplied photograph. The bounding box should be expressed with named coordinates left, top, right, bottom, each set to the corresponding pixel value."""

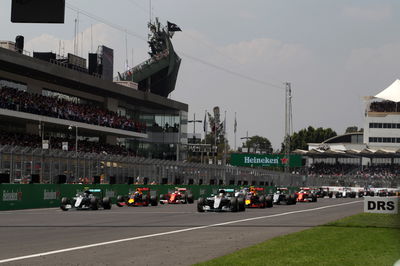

left=0, top=184, right=299, bottom=211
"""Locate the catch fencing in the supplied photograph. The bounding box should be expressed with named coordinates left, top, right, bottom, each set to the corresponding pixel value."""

left=1, top=145, right=397, bottom=188
left=0, top=145, right=301, bottom=186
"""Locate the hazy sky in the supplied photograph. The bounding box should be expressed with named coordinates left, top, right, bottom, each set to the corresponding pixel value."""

left=1, top=0, right=400, bottom=150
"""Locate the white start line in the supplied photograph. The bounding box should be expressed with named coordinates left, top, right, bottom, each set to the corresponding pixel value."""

left=0, top=200, right=362, bottom=264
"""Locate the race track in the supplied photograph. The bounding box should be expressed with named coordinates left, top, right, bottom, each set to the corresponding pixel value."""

left=0, top=198, right=363, bottom=265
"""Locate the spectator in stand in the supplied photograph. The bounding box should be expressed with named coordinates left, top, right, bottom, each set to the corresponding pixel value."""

left=0, top=86, right=146, bottom=133
left=0, top=131, right=136, bottom=157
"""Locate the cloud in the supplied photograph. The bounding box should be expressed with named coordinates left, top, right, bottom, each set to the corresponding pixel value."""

left=172, top=34, right=318, bottom=148
left=342, top=6, right=392, bottom=21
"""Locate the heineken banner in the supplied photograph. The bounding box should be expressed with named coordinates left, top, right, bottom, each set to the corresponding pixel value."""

left=230, top=154, right=302, bottom=167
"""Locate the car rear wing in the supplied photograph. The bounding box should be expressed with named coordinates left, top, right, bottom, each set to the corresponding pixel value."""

left=88, top=189, right=102, bottom=193
left=137, top=187, right=150, bottom=191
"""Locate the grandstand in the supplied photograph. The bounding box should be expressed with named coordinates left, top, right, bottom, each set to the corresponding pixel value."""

left=292, top=80, right=400, bottom=187
left=0, top=38, right=188, bottom=163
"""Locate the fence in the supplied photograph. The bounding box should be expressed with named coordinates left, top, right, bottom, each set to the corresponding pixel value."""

left=0, top=145, right=302, bottom=187
left=1, top=145, right=397, bottom=188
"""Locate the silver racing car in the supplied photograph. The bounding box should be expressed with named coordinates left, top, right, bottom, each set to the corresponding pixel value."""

left=197, top=188, right=245, bottom=212
left=60, top=188, right=112, bottom=211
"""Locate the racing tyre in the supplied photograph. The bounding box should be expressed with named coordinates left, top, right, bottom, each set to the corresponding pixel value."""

left=311, top=194, right=317, bottom=202
left=182, top=194, right=188, bottom=204
left=259, top=196, right=266, bottom=209
left=328, top=192, right=333, bottom=198
left=265, top=195, right=273, bottom=208
left=358, top=192, right=364, bottom=198
left=150, top=195, right=158, bottom=206
left=197, top=197, right=205, bottom=212
left=159, top=194, right=165, bottom=204
left=90, top=197, right=98, bottom=210
left=288, top=194, right=295, bottom=205
left=237, top=197, right=246, bottom=211
left=143, top=195, right=150, bottom=206
left=60, top=197, right=69, bottom=211
left=187, top=194, right=194, bottom=204
left=230, top=197, right=238, bottom=212
left=102, top=197, right=111, bottom=209
left=116, top=195, right=124, bottom=207
left=370, top=191, right=375, bottom=197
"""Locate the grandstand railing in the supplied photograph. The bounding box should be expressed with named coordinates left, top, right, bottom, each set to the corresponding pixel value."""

left=1, top=144, right=397, bottom=187
left=0, top=144, right=301, bottom=186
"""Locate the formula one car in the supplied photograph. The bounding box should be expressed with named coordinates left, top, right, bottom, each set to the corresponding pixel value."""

left=377, top=189, right=388, bottom=197
left=159, top=188, right=194, bottom=204
left=272, top=187, right=297, bottom=205
left=335, top=188, right=356, bottom=198
left=296, top=187, right=317, bottom=202
left=197, top=188, right=245, bottom=212
left=60, top=188, right=112, bottom=211
left=241, top=187, right=273, bottom=208
left=116, top=187, right=158, bottom=207
left=314, top=187, right=333, bottom=198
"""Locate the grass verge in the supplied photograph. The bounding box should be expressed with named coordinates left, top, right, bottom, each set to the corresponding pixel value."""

left=195, top=213, right=400, bottom=266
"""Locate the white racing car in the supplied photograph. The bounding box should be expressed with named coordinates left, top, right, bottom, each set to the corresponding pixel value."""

left=60, top=188, right=112, bottom=211
left=197, top=188, right=245, bottom=212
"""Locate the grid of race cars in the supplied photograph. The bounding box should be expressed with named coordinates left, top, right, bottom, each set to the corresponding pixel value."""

left=59, top=186, right=399, bottom=212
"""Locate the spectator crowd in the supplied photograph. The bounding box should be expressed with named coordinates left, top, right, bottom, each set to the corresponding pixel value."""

left=369, top=100, right=400, bottom=113
left=0, top=131, right=136, bottom=156
left=0, top=86, right=146, bottom=133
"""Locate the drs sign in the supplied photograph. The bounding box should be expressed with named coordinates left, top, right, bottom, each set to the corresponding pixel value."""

left=364, top=197, right=398, bottom=214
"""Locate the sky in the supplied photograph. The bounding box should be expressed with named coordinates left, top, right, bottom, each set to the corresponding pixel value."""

left=1, top=0, right=400, bottom=150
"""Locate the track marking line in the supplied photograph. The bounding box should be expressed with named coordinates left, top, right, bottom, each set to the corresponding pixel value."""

left=0, top=200, right=362, bottom=264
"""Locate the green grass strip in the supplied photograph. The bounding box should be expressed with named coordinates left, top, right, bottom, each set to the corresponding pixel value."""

left=195, top=213, right=400, bottom=266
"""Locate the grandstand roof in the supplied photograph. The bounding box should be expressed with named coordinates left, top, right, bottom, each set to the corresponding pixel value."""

left=374, top=79, right=400, bottom=102
left=293, top=147, right=400, bottom=158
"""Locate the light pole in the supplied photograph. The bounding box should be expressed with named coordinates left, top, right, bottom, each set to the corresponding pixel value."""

left=240, top=131, right=251, bottom=153
left=69, top=125, right=78, bottom=181
left=188, top=113, right=202, bottom=160
left=188, top=113, right=202, bottom=143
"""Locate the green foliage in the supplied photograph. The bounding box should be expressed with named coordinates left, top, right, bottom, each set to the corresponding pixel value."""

left=345, top=126, right=359, bottom=133
left=243, top=135, right=273, bottom=153
left=281, top=126, right=337, bottom=152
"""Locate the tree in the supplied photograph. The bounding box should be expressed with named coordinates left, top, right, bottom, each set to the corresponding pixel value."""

left=345, top=126, right=359, bottom=133
left=243, top=135, right=273, bottom=153
left=281, top=126, right=337, bottom=152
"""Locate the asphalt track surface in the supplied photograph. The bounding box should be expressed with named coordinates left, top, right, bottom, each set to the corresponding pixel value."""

left=0, top=198, right=363, bottom=266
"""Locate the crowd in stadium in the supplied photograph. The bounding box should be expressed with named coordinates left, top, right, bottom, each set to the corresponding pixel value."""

left=306, top=162, right=400, bottom=178
left=0, top=131, right=136, bottom=156
left=0, top=86, right=146, bottom=133
left=355, top=164, right=400, bottom=178
left=307, top=162, right=358, bottom=176
left=369, top=100, right=400, bottom=112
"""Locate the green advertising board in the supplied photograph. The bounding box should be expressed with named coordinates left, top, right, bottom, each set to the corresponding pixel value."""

left=230, top=154, right=302, bottom=167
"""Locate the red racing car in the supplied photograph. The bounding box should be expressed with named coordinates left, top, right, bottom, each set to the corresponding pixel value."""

left=159, top=188, right=194, bottom=204
left=296, top=187, right=317, bottom=202
left=116, top=187, right=158, bottom=207
left=244, top=187, right=273, bottom=208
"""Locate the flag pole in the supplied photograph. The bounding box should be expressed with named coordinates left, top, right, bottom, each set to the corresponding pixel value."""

left=202, top=110, right=207, bottom=164
left=223, top=110, right=227, bottom=166
left=234, top=112, right=237, bottom=151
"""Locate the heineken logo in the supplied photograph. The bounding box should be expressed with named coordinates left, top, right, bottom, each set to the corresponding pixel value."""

left=244, top=156, right=279, bottom=164
left=231, top=153, right=301, bottom=167
left=2, top=190, right=23, bottom=201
